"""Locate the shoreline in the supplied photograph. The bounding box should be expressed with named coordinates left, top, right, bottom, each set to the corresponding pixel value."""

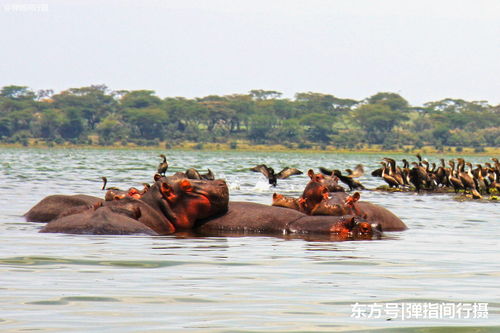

left=1, top=141, right=499, bottom=156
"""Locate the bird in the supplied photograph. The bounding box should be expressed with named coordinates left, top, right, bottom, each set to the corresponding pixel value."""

left=447, top=160, right=464, bottom=193
left=101, top=176, right=121, bottom=191
left=379, top=161, right=400, bottom=188
left=157, top=154, right=168, bottom=176
left=382, top=158, right=405, bottom=186
left=185, top=168, right=215, bottom=180
left=320, top=164, right=365, bottom=191
left=457, top=158, right=476, bottom=194
left=250, top=164, right=303, bottom=187
left=409, top=161, right=428, bottom=193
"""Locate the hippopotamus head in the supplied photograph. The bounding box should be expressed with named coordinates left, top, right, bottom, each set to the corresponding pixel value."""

left=307, top=169, right=345, bottom=192
left=156, top=177, right=229, bottom=229
left=272, top=193, right=301, bottom=211
left=299, top=181, right=329, bottom=215
left=329, top=217, right=383, bottom=239
left=353, top=221, right=383, bottom=238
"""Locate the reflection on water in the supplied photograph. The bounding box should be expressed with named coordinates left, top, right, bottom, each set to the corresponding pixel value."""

left=0, top=148, right=498, bottom=332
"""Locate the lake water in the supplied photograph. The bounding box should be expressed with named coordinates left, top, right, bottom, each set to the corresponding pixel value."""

left=0, top=148, right=498, bottom=332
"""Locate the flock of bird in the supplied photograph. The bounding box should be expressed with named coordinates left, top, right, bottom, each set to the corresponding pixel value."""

left=101, top=153, right=500, bottom=201
left=371, top=155, right=500, bottom=198
left=248, top=154, right=500, bottom=199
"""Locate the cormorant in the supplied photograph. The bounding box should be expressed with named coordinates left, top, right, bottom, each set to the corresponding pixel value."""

left=320, top=164, right=364, bottom=191
left=157, top=154, right=168, bottom=176
left=250, top=164, right=303, bottom=187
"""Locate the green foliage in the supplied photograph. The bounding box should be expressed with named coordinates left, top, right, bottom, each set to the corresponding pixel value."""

left=300, top=113, right=335, bottom=143
left=248, top=114, right=275, bottom=143
left=366, top=92, right=409, bottom=112
left=0, top=84, right=498, bottom=149
left=352, top=104, right=408, bottom=144
left=96, top=114, right=128, bottom=145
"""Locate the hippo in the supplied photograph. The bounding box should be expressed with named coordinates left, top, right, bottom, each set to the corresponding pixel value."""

left=195, top=202, right=382, bottom=240
left=307, top=169, right=345, bottom=192
left=40, top=204, right=158, bottom=235
left=319, top=192, right=406, bottom=231
left=140, top=176, right=229, bottom=230
left=272, top=193, right=302, bottom=211
left=24, top=194, right=104, bottom=222
left=273, top=181, right=407, bottom=231
left=27, top=175, right=404, bottom=238
left=34, top=177, right=230, bottom=235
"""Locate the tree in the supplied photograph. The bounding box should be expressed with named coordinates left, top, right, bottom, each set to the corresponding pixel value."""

left=163, top=97, right=202, bottom=136
left=366, top=92, right=409, bottom=112
left=59, top=108, right=85, bottom=140
left=96, top=114, right=129, bottom=145
left=0, top=117, right=11, bottom=138
left=248, top=114, right=276, bottom=143
left=295, top=92, right=357, bottom=116
left=124, top=107, right=168, bottom=140
left=1, top=85, right=36, bottom=100
left=52, top=85, right=117, bottom=131
left=352, top=104, right=408, bottom=144
left=197, top=98, right=235, bottom=133
left=431, top=126, right=451, bottom=145
left=272, top=119, right=303, bottom=143
left=120, top=90, right=162, bottom=109
left=226, top=94, right=256, bottom=132
left=300, top=113, right=335, bottom=144
left=38, top=109, right=64, bottom=139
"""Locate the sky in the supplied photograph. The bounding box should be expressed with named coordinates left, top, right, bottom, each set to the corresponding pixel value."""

left=1, top=0, right=499, bottom=106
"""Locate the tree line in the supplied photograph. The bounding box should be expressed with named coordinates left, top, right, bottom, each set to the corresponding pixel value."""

left=1, top=85, right=499, bottom=151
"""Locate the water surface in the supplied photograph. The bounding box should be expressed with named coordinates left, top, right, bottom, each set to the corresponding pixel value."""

left=0, top=148, right=498, bottom=332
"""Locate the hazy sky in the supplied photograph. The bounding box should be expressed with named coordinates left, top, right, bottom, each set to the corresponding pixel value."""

left=1, top=0, right=499, bottom=105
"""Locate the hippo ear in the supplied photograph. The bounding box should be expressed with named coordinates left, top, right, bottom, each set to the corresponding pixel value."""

left=272, top=193, right=278, bottom=199
left=154, top=173, right=162, bottom=181
left=307, top=169, right=315, bottom=179
left=179, top=179, right=193, bottom=193
left=353, top=192, right=361, bottom=201
left=321, top=187, right=329, bottom=200
left=93, top=201, right=103, bottom=210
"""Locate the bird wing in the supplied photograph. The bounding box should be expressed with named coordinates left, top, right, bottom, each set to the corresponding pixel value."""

left=185, top=168, right=202, bottom=179
left=371, top=167, right=383, bottom=177
left=319, top=167, right=334, bottom=176
left=201, top=169, right=215, bottom=180
left=276, top=167, right=303, bottom=179
left=348, top=164, right=364, bottom=178
left=250, top=164, right=272, bottom=179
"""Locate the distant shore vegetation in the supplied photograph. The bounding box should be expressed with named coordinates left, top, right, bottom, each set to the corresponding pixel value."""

left=1, top=85, right=499, bottom=154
